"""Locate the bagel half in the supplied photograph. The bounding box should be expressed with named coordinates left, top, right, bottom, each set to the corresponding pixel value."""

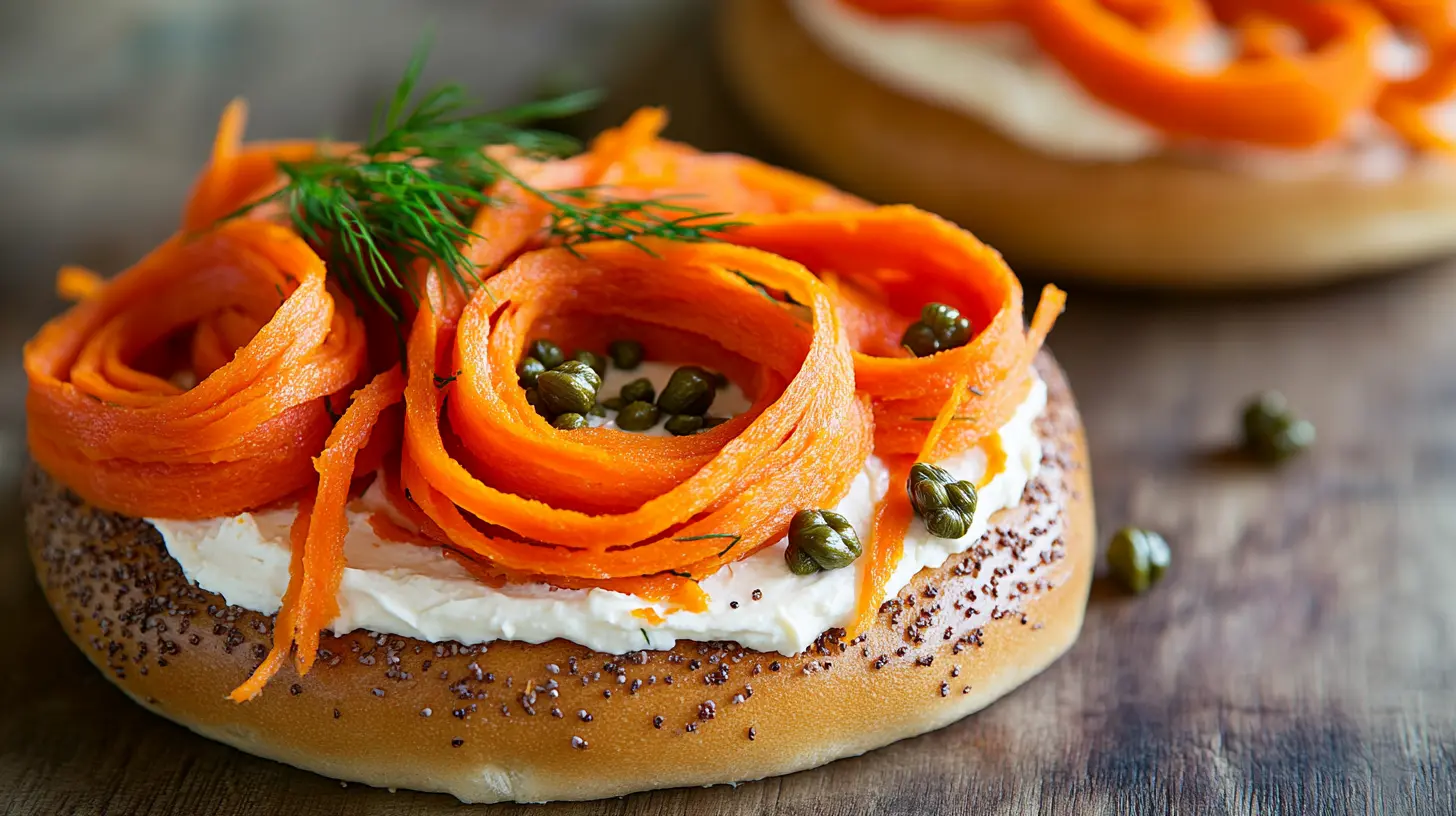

left=24, top=353, right=1091, bottom=804
left=718, top=0, right=1456, bottom=287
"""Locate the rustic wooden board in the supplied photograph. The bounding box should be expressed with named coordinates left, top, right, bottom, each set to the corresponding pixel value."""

left=2, top=2, right=1454, bottom=814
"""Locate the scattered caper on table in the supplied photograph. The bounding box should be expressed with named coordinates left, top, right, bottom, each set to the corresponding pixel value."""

left=536, top=360, right=601, bottom=416
left=906, top=462, right=978, bottom=539
left=573, top=350, right=608, bottom=378
left=615, top=400, right=661, bottom=431
left=664, top=414, right=705, bottom=436
left=901, top=302, right=972, bottom=358
left=517, top=356, right=546, bottom=388
left=608, top=339, right=645, bottom=370
left=657, top=366, right=716, bottom=415
left=527, top=338, right=566, bottom=370
left=1106, top=527, right=1171, bottom=594
left=620, top=377, right=656, bottom=405
left=552, top=412, right=587, bottom=430
left=601, top=396, right=625, bottom=411
left=784, top=509, right=863, bottom=575
left=1241, top=391, right=1315, bottom=463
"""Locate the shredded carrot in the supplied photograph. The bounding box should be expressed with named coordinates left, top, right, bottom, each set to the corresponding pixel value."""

left=26, top=103, right=1064, bottom=700
left=56, top=266, right=105, bottom=302
left=24, top=220, right=367, bottom=519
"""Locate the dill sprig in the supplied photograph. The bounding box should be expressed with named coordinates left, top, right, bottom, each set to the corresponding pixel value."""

left=221, top=37, right=740, bottom=320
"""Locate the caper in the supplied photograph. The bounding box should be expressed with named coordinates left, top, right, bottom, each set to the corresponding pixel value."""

left=1241, top=391, right=1315, bottom=463
left=708, top=370, right=730, bottom=390
left=536, top=361, right=601, bottom=416
left=901, top=302, right=972, bottom=358
left=517, top=356, right=546, bottom=388
left=620, top=377, right=656, bottom=405
left=785, top=509, right=863, bottom=573
left=785, top=544, right=821, bottom=576
left=601, top=396, right=625, bottom=411
left=1106, top=527, right=1171, bottom=594
left=922, top=509, right=972, bottom=539
left=527, top=339, right=565, bottom=370
left=608, top=339, right=645, bottom=370
left=906, top=462, right=977, bottom=539
left=524, top=388, right=551, bottom=419
left=588, top=403, right=608, bottom=418
left=615, top=400, right=661, bottom=431
left=664, top=414, right=705, bottom=436
left=552, top=412, right=587, bottom=430
left=901, top=323, right=940, bottom=358
left=573, top=350, right=608, bottom=378
left=703, top=415, right=729, bottom=429
left=657, top=366, right=716, bottom=416
left=922, top=302, right=972, bottom=347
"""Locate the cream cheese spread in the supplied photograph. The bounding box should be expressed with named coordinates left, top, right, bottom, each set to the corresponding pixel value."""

left=151, top=362, right=1048, bottom=657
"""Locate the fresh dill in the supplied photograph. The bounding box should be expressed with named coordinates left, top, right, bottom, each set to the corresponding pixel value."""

left=674, top=532, right=743, bottom=558
left=220, top=36, right=741, bottom=320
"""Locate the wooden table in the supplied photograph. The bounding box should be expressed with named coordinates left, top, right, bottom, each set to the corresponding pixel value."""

left=2, top=2, right=1453, bottom=814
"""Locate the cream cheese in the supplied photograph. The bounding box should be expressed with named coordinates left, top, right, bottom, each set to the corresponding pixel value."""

left=791, top=0, right=1456, bottom=179
left=151, top=367, right=1047, bottom=657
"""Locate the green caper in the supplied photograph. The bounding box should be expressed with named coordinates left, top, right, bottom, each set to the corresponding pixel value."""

left=1241, top=391, right=1315, bottom=463
left=588, top=403, right=608, bottom=418
left=657, top=366, right=716, bottom=416
left=1106, top=527, right=1171, bottom=594
left=615, top=400, right=661, bottom=431
left=703, top=416, right=729, bottom=429
left=527, top=339, right=565, bottom=370
left=552, top=412, right=587, bottom=430
left=922, top=302, right=972, bottom=347
left=900, top=302, right=972, bottom=358
left=906, top=462, right=977, bottom=539
left=524, top=388, right=550, bottom=419
left=608, top=339, right=645, bottom=370
left=922, top=509, right=972, bottom=539
left=573, top=350, right=608, bottom=378
left=620, top=377, right=656, bottom=405
left=517, top=356, right=546, bottom=388
left=785, top=509, right=863, bottom=573
left=601, top=396, right=625, bottom=411
left=785, top=544, right=821, bottom=576
left=901, top=323, right=939, bottom=358
left=664, top=414, right=705, bottom=436
left=536, top=361, right=601, bottom=416
left=708, top=370, right=730, bottom=390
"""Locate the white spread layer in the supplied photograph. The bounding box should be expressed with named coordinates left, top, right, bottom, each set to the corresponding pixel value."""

left=151, top=365, right=1047, bottom=657
left=791, top=0, right=1456, bottom=178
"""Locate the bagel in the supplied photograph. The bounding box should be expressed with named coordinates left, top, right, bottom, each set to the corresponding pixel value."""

left=25, top=353, right=1092, bottom=805
left=718, top=0, right=1456, bottom=287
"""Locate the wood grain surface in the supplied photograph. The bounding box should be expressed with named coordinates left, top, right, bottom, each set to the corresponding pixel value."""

left=2, top=2, right=1454, bottom=814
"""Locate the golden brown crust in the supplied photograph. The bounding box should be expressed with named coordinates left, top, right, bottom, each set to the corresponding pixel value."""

left=718, top=0, right=1456, bottom=287
left=24, top=353, right=1092, bottom=804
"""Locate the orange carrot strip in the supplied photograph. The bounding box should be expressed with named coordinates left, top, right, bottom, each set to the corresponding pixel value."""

left=229, top=494, right=314, bottom=701
left=56, top=266, right=105, bottom=302
left=400, top=237, right=873, bottom=579
left=24, top=220, right=367, bottom=519
left=291, top=367, right=406, bottom=672
left=851, top=457, right=916, bottom=637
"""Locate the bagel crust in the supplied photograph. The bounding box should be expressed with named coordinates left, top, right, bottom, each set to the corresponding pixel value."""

left=719, top=0, right=1456, bottom=287
left=24, top=353, right=1092, bottom=804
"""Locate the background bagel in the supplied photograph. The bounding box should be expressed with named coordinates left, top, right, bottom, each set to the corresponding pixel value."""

left=717, top=0, right=1456, bottom=287
left=24, top=353, right=1092, bottom=805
